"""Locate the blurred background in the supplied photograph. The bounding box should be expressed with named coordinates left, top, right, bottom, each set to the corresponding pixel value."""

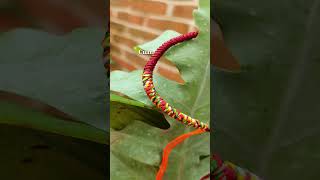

left=0, top=1, right=109, bottom=179
left=110, top=0, right=198, bottom=83
left=0, top=0, right=107, bottom=34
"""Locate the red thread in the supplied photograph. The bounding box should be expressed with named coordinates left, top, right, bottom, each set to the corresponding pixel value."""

left=156, top=129, right=206, bottom=180
left=143, top=31, right=198, bottom=73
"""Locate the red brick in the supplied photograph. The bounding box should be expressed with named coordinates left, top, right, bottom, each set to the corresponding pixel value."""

left=118, top=12, right=144, bottom=25
left=128, top=28, right=158, bottom=40
left=117, top=12, right=128, bottom=19
left=110, top=0, right=130, bottom=7
left=110, top=44, right=125, bottom=58
left=125, top=51, right=147, bottom=68
left=110, top=44, right=121, bottom=54
left=131, top=0, right=167, bottom=15
left=110, top=21, right=126, bottom=33
left=156, top=58, right=184, bottom=83
left=110, top=63, right=121, bottom=71
left=157, top=65, right=184, bottom=83
left=172, top=5, right=197, bottom=19
left=112, top=34, right=139, bottom=48
left=110, top=9, right=116, bottom=17
left=147, top=18, right=189, bottom=33
left=111, top=54, right=136, bottom=71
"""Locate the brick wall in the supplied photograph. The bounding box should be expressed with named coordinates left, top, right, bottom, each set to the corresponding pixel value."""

left=110, top=0, right=198, bottom=82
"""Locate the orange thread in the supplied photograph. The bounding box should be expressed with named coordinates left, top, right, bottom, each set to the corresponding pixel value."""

left=156, top=129, right=206, bottom=180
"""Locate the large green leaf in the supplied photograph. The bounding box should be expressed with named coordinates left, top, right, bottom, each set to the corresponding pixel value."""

left=0, top=94, right=107, bottom=179
left=0, top=126, right=108, bottom=180
left=0, top=28, right=108, bottom=179
left=110, top=1, right=210, bottom=179
left=213, top=1, right=320, bottom=179
left=0, top=28, right=107, bottom=130
left=0, top=91, right=107, bottom=144
left=110, top=93, right=169, bottom=130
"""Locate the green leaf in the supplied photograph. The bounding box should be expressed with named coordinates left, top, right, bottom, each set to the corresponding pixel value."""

left=0, top=124, right=107, bottom=180
left=0, top=91, right=107, bottom=144
left=0, top=93, right=107, bottom=179
left=0, top=28, right=108, bottom=179
left=110, top=1, right=210, bottom=179
left=0, top=28, right=107, bottom=130
left=213, top=1, right=320, bottom=179
left=110, top=93, right=169, bottom=130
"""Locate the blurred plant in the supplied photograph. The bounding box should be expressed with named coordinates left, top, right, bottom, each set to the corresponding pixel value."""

left=213, top=0, right=320, bottom=179
left=0, top=28, right=108, bottom=179
left=0, top=0, right=105, bottom=33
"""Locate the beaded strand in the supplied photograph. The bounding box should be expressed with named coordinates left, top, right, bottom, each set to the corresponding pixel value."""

left=142, top=31, right=210, bottom=132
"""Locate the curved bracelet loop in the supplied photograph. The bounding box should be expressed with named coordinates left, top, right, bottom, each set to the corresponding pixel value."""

left=142, top=31, right=210, bottom=132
